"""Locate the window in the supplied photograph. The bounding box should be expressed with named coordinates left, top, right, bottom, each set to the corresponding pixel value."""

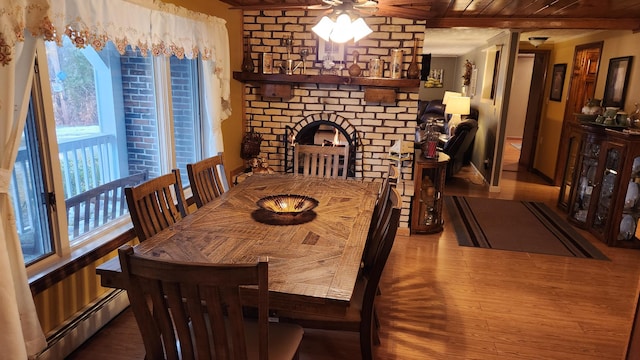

left=12, top=37, right=209, bottom=267
left=170, top=56, right=202, bottom=185
left=10, top=97, right=55, bottom=265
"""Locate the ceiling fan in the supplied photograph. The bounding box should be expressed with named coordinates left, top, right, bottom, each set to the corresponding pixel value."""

left=307, top=0, right=379, bottom=16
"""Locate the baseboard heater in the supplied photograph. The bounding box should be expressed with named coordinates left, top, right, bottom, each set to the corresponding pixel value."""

left=34, top=289, right=130, bottom=360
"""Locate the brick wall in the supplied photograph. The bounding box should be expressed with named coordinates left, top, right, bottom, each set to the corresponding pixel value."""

left=170, top=56, right=198, bottom=184
left=121, top=50, right=162, bottom=179
left=121, top=51, right=197, bottom=183
left=239, top=10, right=426, bottom=230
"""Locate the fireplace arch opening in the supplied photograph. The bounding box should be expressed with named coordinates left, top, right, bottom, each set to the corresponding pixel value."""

left=285, top=114, right=359, bottom=177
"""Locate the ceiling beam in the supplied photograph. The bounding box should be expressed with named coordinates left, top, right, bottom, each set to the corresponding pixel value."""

left=422, top=17, right=640, bottom=30
left=226, top=4, right=322, bottom=10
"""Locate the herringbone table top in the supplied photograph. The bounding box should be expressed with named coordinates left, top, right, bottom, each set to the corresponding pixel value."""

left=97, top=174, right=380, bottom=315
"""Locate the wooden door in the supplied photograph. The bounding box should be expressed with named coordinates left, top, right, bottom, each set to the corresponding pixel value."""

left=565, top=46, right=602, bottom=119
left=554, top=42, right=603, bottom=185
left=520, top=50, right=550, bottom=171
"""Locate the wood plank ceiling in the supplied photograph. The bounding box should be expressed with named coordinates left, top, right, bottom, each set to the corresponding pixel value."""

left=218, top=0, right=640, bottom=30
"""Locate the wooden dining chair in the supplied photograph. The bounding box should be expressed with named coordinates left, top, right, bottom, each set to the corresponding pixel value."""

left=368, top=164, right=399, bottom=238
left=293, top=144, right=350, bottom=179
left=124, top=169, right=188, bottom=242
left=187, top=153, right=229, bottom=208
left=276, top=187, right=402, bottom=360
left=363, top=163, right=399, bottom=275
left=117, top=245, right=304, bottom=360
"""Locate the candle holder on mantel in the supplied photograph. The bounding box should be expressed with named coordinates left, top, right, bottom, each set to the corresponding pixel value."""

left=299, top=47, right=310, bottom=74
left=280, top=34, right=302, bottom=75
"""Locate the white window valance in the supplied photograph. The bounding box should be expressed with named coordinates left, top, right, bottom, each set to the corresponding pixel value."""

left=0, top=0, right=230, bottom=100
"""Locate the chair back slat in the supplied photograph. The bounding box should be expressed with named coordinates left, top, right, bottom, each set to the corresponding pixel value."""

left=187, top=153, right=228, bottom=208
left=118, top=245, right=270, bottom=360
left=293, top=144, right=349, bottom=179
left=124, top=169, right=188, bottom=242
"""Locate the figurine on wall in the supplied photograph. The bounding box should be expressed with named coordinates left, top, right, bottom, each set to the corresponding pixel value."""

left=462, top=59, right=473, bottom=86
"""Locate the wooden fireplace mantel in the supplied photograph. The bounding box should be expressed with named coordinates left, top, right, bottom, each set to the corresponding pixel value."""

left=233, top=71, right=421, bottom=88
left=232, top=71, right=420, bottom=100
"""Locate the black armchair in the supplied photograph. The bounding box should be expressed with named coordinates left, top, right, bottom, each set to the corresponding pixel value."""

left=417, top=99, right=447, bottom=129
left=417, top=99, right=479, bottom=178
left=417, top=99, right=478, bottom=134
left=441, top=118, right=478, bottom=178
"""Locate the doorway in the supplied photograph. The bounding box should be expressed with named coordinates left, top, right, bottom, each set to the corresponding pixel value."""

left=503, top=54, right=534, bottom=172
left=502, top=49, right=550, bottom=176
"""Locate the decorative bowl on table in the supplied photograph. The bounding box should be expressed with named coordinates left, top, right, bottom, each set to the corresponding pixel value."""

left=253, top=194, right=318, bottom=225
left=256, top=194, right=319, bottom=216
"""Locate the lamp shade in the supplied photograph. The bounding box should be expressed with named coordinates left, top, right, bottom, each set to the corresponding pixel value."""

left=442, top=91, right=462, bottom=105
left=351, top=18, right=373, bottom=42
left=330, top=14, right=354, bottom=43
left=312, top=12, right=372, bottom=44
left=312, top=16, right=334, bottom=42
left=445, top=96, right=470, bottom=115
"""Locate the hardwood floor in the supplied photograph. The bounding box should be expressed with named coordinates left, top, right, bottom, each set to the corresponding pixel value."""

left=66, top=166, right=640, bottom=360
left=502, top=137, right=521, bottom=172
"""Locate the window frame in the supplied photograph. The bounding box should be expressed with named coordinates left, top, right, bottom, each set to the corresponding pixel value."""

left=24, top=38, right=208, bottom=278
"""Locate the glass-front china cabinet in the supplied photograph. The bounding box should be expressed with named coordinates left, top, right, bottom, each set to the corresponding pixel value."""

left=559, top=122, right=640, bottom=248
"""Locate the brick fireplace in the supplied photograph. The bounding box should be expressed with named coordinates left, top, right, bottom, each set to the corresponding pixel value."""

left=285, top=113, right=358, bottom=177
left=238, top=10, right=426, bottom=230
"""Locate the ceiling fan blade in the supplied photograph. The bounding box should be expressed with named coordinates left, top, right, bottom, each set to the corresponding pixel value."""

left=353, top=0, right=377, bottom=6
left=307, top=4, right=333, bottom=10
left=353, top=0, right=378, bottom=14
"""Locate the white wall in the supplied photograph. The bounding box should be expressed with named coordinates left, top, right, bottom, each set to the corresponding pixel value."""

left=505, top=54, right=534, bottom=138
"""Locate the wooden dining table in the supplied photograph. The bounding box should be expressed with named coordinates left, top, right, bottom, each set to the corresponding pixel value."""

left=96, top=174, right=380, bottom=316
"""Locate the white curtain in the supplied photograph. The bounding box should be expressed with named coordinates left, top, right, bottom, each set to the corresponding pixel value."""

left=0, top=35, right=49, bottom=360
left=0, top=0, right=230, bottom=358
left=1, top=0, right=52, bottom=356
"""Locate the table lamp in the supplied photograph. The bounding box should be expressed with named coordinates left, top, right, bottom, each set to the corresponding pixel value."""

left=445, top=96, right=470, bottom=136
left=442, top=91, right=462, bottom=132
left=442, top=91, right=462, bottom=106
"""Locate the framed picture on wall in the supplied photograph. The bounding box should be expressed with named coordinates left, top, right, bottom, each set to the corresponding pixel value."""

left=470, top=67, right=478, bottom=97
left=261, top=53, right=274, bottom=74
left=603, top=56, right=633, bottom=108
left=317, top=40, right=345, bottom=63
left=424, top=69, right=443, bottom=88
left=550, top=63, right=567, bottom=102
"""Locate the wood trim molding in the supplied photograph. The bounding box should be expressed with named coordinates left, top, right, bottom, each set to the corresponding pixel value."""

left=233, top=72, right=420, bottom=89
left=29, top=229, right=136, bottom=296
left=424, top=18, right=640, bottom=30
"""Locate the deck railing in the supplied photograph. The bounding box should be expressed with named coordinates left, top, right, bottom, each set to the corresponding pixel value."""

left=57, top=134, right=118, bottom=199
left=11, top=134, right=146, bottom=242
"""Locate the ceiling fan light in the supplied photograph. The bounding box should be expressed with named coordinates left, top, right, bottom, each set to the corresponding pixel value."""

left=329, top=13, right=354, bottom=43
left=528, top=36, right=548, bottom=47
left=312, top=16, right=335, bottom=42
left=351, top=18, right=372, bottom=42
